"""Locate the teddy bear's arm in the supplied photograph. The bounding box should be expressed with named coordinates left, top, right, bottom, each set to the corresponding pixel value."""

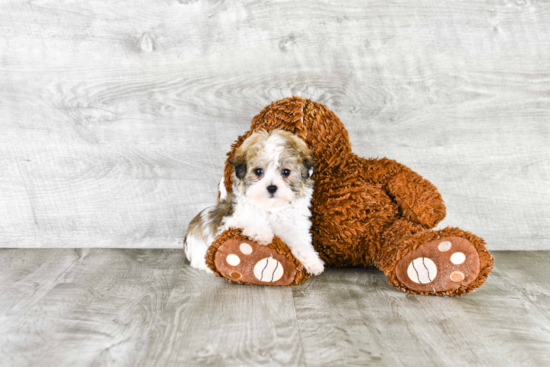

left=356, top=156, right=446, bottom=228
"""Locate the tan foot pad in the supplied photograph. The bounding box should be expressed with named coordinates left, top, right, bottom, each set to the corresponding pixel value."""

left=214, top=239, right=297, bottom=286
left=395, top=236, right=480, bottom=293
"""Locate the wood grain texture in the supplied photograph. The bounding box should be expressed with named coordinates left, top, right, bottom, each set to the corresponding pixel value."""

left=292, top=252, right=550, bottom=366
left=139, top=264, right=306, bottom=366
left=0, top=0, right=549, bottom=249
left=0, top=249, right=549, bottom=366
left=0, top=249, right=183, bottom=367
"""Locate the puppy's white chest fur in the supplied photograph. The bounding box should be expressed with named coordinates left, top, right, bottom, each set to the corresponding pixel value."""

left=222, top=190, right=313, bottom=247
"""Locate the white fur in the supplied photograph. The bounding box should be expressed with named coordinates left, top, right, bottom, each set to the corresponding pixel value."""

left=218, top=177, right=227, bottom=200
left=185, top=131, right=324, bottom=276
left=184, top=231, right=213, bottom=273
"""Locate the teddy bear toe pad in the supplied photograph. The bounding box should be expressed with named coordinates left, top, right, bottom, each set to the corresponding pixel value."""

left=396, top=236, right=480, bottom=293
left=214, top=239, right=297, bottom=286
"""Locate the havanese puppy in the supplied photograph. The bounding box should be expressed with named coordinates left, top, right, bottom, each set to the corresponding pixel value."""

left=184, top=129, right=325, bottom=276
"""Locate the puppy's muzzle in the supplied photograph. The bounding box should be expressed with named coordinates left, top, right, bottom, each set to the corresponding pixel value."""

left=267, top=185, right=278, bottom=194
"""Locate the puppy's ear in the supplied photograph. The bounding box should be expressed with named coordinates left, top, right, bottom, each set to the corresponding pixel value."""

left=302, top=156, right=316, bottom=179
left=228, top=152, right=247, bottom=180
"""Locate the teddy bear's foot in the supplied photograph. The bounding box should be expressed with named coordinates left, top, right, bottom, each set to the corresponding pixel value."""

left=206, top=228, right=310, bottom=286
left=395, top=236, right=482, bottom=294
left=375, top=222, right=494, bottom=296
left=214, top=238, right=298, bottom=285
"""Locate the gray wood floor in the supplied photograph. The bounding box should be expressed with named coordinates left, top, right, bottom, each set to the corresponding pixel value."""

left=1, top=250, right=549, bottom=366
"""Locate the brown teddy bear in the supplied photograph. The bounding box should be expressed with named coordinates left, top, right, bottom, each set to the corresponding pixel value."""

left=205, top=97, right=494, bottom=296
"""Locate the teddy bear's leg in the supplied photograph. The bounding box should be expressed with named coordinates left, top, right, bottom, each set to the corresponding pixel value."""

left=205, top=227, right=310, bottom=286
left=371, top=219, right=494, bottom=296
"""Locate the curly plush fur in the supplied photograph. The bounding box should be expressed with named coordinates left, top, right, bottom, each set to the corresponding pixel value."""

left=206, top=96, right=494, bottom=296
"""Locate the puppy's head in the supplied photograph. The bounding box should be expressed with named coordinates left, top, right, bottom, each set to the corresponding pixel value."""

left=229, top=129, right=315, bottom=210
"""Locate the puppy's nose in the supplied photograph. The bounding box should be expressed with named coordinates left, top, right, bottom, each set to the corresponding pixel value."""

left=267, top=185, right=278, bottom=194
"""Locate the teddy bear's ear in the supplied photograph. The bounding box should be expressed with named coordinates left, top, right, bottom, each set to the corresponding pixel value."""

left=302, top=156, right=316, bottom=179
left=228, top=154, right=247, bottom=180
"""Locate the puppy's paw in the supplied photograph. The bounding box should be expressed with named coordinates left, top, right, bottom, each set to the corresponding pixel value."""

left=303, top=257, right=325, bottom=276
left=189, top=259, right=214, bottom=274
left=242, top=227, right=274, bottom=246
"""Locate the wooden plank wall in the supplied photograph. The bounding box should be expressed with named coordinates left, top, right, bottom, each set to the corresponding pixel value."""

left=1, top=0, right=548, bottom=249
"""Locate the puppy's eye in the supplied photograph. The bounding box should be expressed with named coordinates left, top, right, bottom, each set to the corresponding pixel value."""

left=254, top=168, right=264, bottom=177
left=281, top=169, right=291, bottom=177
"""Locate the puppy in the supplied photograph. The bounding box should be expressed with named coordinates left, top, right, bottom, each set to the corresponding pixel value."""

left=184, top=129, right=325, bottom=276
